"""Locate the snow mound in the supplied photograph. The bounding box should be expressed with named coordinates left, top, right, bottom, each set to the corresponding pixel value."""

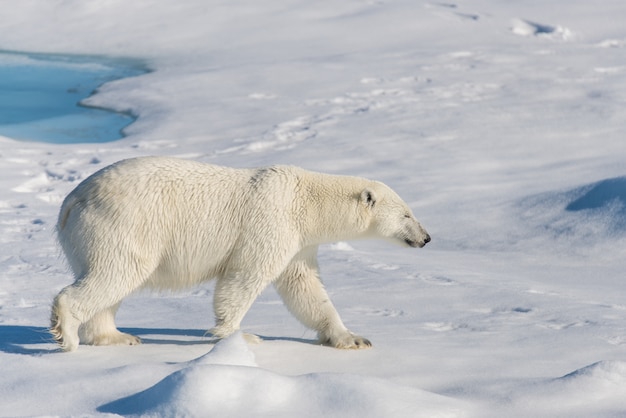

left=566, top=177, right=626, bottom=216
left=560, top=360, right=626, bottom=384
left=554, top=360, right=626, bottom=406
left=100, top=333, right=467, bottom=418
left=561, top=176, right=626, bottom=232
left=187, top=331, right=257, bottom=368
left=508, top=361, right=626, bottom=417
left=518, top=176, right=626, bottom=251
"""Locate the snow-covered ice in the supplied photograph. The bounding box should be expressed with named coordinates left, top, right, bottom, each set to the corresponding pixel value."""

left=99, top=333, right=467, bottom=418
left=0, top=1, right=625, bottom=417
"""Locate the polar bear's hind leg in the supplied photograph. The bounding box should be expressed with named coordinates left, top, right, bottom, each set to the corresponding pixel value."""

left=51, top=269, right=145, bottom=351
left=79, top=303, right=141, bottom=346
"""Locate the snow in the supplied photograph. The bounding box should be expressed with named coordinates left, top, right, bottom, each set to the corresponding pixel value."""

left=99, top=333, right=467, bottom=418
left=0, top=0, right=625, bottom=416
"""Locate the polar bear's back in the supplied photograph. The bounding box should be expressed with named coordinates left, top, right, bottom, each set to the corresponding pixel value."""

left=56, top=157, right=258, bottom=286
left=59, top=157, right=253, bottom=229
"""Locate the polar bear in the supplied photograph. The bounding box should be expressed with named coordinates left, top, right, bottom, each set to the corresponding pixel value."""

left=51, top=157, right=430, bottom=352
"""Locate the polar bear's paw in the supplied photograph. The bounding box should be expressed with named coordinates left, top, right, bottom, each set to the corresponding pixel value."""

left=85, top=331, right=142, bottom=347
left=320, top=332, right=372, bottom=349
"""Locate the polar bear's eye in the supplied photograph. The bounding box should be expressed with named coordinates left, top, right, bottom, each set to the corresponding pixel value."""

left=403, top=213, right=411, bottom=219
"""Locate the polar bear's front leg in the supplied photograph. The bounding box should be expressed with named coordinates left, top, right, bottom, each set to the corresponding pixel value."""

left=274, top=246, right=372, bottom=349
left=210, top=272, right=269, bottom=343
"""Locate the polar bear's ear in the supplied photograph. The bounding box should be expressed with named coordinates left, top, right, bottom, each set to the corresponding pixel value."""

left=360, top=189, right=377, bottom=208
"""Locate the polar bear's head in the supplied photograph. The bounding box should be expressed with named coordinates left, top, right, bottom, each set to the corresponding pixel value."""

left=360, top=183, right=431, bottom=248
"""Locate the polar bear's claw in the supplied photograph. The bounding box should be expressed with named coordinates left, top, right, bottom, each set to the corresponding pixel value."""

left=320, top=332, right=372, bottom=349
left=86, top=331, right=142, bottom=346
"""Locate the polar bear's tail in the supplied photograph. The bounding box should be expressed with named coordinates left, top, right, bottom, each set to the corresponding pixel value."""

left=57, top=194, right=78, bottom=232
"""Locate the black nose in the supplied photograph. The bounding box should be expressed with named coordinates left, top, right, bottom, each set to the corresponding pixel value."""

left=424, top=234, right=431, bottom=244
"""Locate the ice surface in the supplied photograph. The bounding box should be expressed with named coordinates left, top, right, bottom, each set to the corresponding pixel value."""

left=100, top=333, right=468, bottom=417
left=0, top=0, right=625, bottom=417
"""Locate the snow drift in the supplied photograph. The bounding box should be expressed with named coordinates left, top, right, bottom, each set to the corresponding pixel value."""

left=1, top=0, right=625, bottom=417
left=100, top=333, right=468, bottom=418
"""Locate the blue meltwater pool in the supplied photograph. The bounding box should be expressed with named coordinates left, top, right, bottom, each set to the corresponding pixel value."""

left=0, top=51, right=147, bottom=144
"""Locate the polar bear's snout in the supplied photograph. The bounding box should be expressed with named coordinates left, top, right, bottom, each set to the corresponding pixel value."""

left=402, top=223, right=431, bottom=248
left=405, top=234, right=430, bottom=248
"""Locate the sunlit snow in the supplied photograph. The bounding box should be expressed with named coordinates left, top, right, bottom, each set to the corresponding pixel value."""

left=0, top=1, right=625, bottom=417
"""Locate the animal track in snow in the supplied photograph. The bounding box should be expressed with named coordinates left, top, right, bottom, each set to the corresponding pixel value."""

left=348, top=307, right=404, bottom=318
left=426, top=82, right=501, bottom=103
left=252, top=117, right=319, bottom=151
left=422, top=322, right=467, bottom=332
left=248, top=92, right=277, bottom=100
left=222, top=71, right=496, bottom=155
left=510, top=18, right=574, bottom=41
left=594, top=66, right=626, bottom=75
left=4, top=153, right=100, bottom=207
left=606, top=336, right=626, bottom=346
left=220, top=115, right=322, bottom=154
left=598, top=39, right=626, bottom=48
left=12, top=168, right=81, bottom=204
left=222, top=75, right=432, bottom=154
left=407, top=273, right=456, bottom=286
left=488, top=306, right=533, bottom=315
left=11, top=173, right=51, bottom=194
left=425, top=2, right=481, bottom=22
left=538, top=319, right=595, bottom=331
left=368, top=263, right=400, bottom=271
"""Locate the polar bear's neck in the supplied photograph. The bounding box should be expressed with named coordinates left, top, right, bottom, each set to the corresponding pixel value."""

left=296, top=172, right=372, bottom=246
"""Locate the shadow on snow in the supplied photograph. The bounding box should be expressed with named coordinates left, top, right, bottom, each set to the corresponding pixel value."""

left=0, top=325, right=316, bottom=354
left=566, top=176, right=626, bottom=213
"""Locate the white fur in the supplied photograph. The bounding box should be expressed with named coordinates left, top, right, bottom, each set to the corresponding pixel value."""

left=51, top=157, right=430, bottom=351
